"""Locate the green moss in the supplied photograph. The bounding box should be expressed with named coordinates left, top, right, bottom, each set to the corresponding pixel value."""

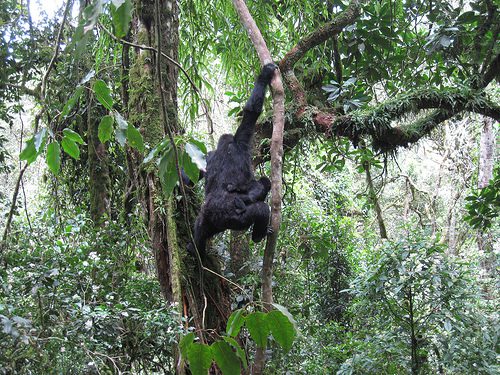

left=128, top=51, right=164, bottom=145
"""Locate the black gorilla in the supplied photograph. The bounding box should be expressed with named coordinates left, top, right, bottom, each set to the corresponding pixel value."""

left=190, top=63, right=277, bottom=255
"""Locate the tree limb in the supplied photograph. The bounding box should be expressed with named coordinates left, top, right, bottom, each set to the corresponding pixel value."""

left=232, top=0, right=285, bottom=373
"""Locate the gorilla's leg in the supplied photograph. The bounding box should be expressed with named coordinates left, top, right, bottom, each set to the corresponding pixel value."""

left=190, top=212, right=218, bottom=255
left=247, top=201, right=271, bottom=242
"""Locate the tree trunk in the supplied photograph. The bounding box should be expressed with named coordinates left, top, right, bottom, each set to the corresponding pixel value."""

left=87, top=95, right=111, bottom=224
left=477, top=116, right=496, bottom=285
left=364, top=160, right=388, bottom=239
left=128, top=3, right=232, bottom=370
left=478, top=116, right=495, bottom=189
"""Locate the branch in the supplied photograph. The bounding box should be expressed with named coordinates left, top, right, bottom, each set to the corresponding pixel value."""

left=232, top=1, right=285, bottom=373
left=41, top=0, right=71, bottom=101
left=256, top=88, right=500, bottom=156
left=279, top=0, right=364, bottom=109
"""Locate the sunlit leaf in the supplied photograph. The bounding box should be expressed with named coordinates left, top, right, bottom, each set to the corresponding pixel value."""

left=181, top=150, right=199, bottom=184
left=159, top=148, right=178, bottom=196
left=34, top=128, right=47, bottom=152
left=19, top=138, right=38, bottom=164
left=179, top=332, right=195, bottom=359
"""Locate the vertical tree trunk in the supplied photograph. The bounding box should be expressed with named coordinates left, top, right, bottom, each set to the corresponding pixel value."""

left=478, top=116, right=495, bottom=189
left=128, top=3, right=232, bottom=370
left=87, top=95, right=111, bottom=224
left=364, top=161, right=388, bottom=239
left=477, top=116, right=496, bottom=282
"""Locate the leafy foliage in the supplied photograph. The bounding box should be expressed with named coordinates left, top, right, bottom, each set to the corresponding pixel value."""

left=0, top=214, right=180, bottom=374
left=181, top=305, right=297, bottom=374
left=465, top=166, right=500, bottom=231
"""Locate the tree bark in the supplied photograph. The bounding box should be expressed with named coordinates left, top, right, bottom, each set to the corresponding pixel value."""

left=87, top=95, right=111, bottom=224
left=363, top=160, right=388, bottom=239
left=478, top=116, right=495, bottom=189
left=231, top=1, right=285, bottom=373
left=477, top=116, right=496, bottom=283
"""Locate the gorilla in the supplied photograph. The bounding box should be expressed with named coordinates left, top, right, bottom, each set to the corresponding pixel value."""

left=189, top=63, right=278, bottom=255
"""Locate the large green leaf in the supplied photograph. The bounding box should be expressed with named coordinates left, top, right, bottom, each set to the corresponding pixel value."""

left=185, top=142, right=207, bottom=171
left=98, top=115, right=114, bottom=143
left=127, top=124, right=145, bottom=152
left=186, top=343, right=212, bottom=375
left=158, top=149, right=178, bottom=196
left=61, top=137, right=80, bottom=160
left=245, top=312, right=269, bottom=348
left=211, top=341, right=240, bottom=375
left=34, top=128, right=47, bottom=152
left=143, top=139, right=169, bottom=164
left=46, top=142, right=61, bottom=175
left=113, top=111, right=128, bottom=146
left=266, top=310, right=296, bottom=352
left=19, top=138, right=38, bottom=164
left=222, top=337, right=248, bottom=370
left=179, top=332, right=195, bottom=360
left=93, top=80, right=113, bottom=110
left=62, top=128, right=85, bottom=145
left=226, top=309, right=245, bottom=337
left=181, top=150, right=199, bottom=184
left=110, top=0, right=132, bottom=38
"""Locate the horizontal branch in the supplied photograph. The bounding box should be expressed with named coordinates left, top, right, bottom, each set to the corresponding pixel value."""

left=255, top=88, right=500, bottom=156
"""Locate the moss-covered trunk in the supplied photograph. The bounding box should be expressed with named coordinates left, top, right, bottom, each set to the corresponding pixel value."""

left=126, top=2, right=232, bottom=364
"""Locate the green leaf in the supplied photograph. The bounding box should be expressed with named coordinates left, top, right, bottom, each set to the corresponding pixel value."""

left=62, top=128, right=85, bottom=145
left=98, top=115, right=114, bottom=143
left=245, top=312, right=269, bottom=348
left=179, top=332, right=195, bottom=360
left=34, top=128, right=47, bottom=152
left=211, top=341, right=240, bottom=375
left=158, top=148, right=178, bottom=196
left=222, top=337, right=248, bottom=370
left=226, top=309, right=245, bottom=337
left=271, top=303, right=298, bottom=328
left=61, top=137, right=80, bottom=160
left=143, top=140, right=169, bottom=164
left=61, top=86, right=84, bottom=118
left=93, top=80, right=113, bottom=110
left=181, top=151, right=199, bottom=184
left=19, top=138, right=38, bottom=164
left=113, top=111, right=128, bottom=146
left=127, top=124, right=145, bottom=152
left=266, top=310, right=296, bottom=352
left=188, top=137, right=207, bottom=154
left=110, top=0, right=132, bottom=38
left=46, top=142, right=61, bottom=175
left=186, top=142, right=207, bottom=171
left=186, top=343, right=212, bottom=375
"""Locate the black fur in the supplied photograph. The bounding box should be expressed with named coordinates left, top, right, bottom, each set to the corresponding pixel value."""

left=190, top=63, right=277, bottom=255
